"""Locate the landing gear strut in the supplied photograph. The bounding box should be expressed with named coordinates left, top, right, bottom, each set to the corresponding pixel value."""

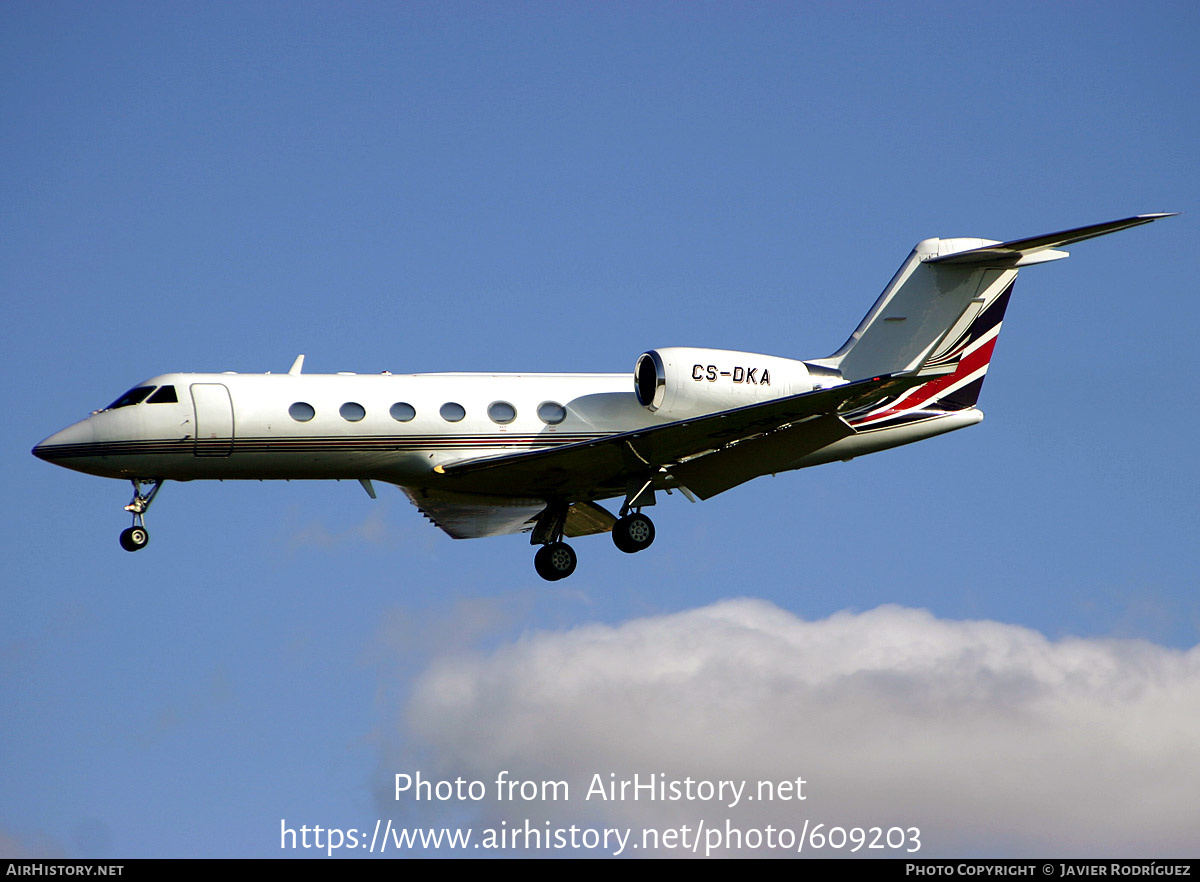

left=527, top=494, right=657, bottom=579
left=613, top=480, right=656, bottom=554
left=119, top=479, right=162, bottom=552
left=531, top=501, right=577, bottom=581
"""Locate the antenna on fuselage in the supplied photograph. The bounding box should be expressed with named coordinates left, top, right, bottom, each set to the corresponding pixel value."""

left=288, top=354, right=305, bottom=375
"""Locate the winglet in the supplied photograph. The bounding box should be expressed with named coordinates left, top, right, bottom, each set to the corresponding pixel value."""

left=288, top=354, right=305, bottom=375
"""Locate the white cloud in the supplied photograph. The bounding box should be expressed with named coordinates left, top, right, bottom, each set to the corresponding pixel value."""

left=387, top=600, right=1200, bottom=856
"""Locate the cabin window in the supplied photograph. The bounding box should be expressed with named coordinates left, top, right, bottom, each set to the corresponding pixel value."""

left=390, top=402, right=416, bottom=422
left=440, top=402, right=466, bottom=422
left=147, top=385, right=178, bottom=404
left=487, top=401, right=517, bottom=424
left=106, top=386, right=155, bottom=410
left=289, top=402, right=316, bottom=422
left=340, top=402, right=366, bottom=422
left=537, top=401, right=566, bottom=425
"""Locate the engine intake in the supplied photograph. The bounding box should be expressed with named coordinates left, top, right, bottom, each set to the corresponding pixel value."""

left=635, top=350, right=667, bottom=411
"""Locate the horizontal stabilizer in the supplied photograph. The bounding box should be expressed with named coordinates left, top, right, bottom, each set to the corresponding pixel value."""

left=928, top=214, right=1176, bottom=266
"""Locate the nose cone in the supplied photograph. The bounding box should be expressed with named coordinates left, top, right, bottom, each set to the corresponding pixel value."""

left=32, top=418, right=97, bottom=466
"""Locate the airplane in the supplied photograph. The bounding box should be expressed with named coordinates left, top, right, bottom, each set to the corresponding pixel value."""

left=33, top=213, right=1173, bottom=580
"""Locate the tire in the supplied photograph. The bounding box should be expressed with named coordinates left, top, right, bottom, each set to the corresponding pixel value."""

left=612, top=513, right=655, bottom=554
left=534, top=542, right=577, bottom=581
left=119, top=526, right=149, bottom=552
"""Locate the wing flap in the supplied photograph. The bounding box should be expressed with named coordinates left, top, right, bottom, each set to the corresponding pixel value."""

left=670, top=414, right=854, bottom=499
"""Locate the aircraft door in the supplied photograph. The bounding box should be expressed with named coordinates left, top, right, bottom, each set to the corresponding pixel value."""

left=191, top=383, right=234, bottom=456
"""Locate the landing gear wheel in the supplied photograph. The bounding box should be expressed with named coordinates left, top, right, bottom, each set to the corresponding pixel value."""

left=534, top=542, right=577, bottom=581
left=612, top=513, right=655, bottom=554
left=119, top=479, right=162, bottom=553
left=119, top=526, right=149, bottom=552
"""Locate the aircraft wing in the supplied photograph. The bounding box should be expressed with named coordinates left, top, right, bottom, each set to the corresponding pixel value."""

left=427, top=372, right=929, bottom=502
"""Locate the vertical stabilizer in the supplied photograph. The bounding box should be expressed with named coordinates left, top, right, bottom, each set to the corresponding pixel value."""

left=821, top=241, right=1021, bottom=383
left=818, top=214, right=1174, bottom=386
left=819, top=214, right=1174, bottom=427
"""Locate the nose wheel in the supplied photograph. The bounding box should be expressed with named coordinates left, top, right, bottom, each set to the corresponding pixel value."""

left=119, top=479, right=163, bottom=553
left=119, top=525, right=149, bottom=551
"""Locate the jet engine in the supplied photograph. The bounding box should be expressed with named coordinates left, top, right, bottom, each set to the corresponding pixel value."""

left=634, top=347, right=816, bottom=418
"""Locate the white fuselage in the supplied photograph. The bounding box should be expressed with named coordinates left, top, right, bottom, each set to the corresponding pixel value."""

left=36, top=368, right=979, bottom=491
left=38, top=371, right=666, bottom=483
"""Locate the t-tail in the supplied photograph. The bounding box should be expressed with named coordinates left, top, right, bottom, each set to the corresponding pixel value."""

left=809, top=213, right=1176, bottom=430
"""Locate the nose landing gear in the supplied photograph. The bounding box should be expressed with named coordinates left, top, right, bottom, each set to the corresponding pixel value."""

left=119, top=479, right=163, bottom=552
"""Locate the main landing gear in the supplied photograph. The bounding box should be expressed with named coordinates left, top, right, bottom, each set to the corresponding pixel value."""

left=612, top=482, right=656, bottom=556
left=119, top=479, right=163, bottom=552
left=612, top=511, right=655, bottom=554
left=534, top=542, right=577, bottom=581
left=530, top=502, right=577, bottom=581
left=530, top=500, right=657, bottom=581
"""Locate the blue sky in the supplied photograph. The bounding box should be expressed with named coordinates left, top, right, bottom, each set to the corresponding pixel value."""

left=3, top=2, right=1197, bottom=858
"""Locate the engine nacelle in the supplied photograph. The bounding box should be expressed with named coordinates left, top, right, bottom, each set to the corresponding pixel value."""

left=634, top=347, right=816, bottom=417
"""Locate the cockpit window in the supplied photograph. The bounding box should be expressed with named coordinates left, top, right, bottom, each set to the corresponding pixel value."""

left=146, top=385, right=178, bottom=404
left=105, top=386, right=155, bottom=410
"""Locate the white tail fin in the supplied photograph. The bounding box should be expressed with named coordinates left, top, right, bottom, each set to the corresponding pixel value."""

left=818, top=214, right=1175, bottom=384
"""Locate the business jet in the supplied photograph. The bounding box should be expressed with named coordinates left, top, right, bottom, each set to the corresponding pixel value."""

left=33, top=214, right=1173, bottom=580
